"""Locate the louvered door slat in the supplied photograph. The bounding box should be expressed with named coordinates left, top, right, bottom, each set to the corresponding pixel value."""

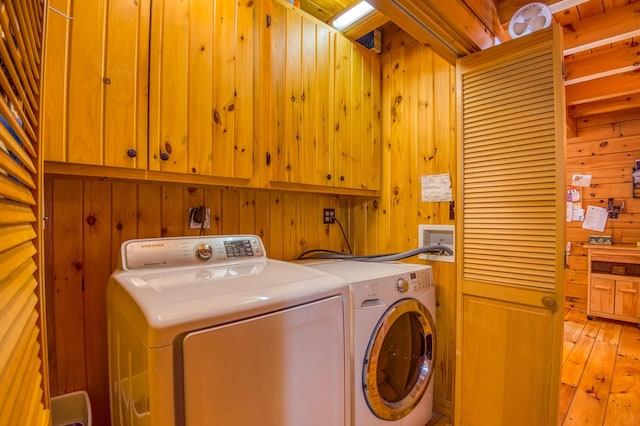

left=0, top=323, right=38, bottom=417
left=0, top=0, right=48, bottom=424
left=460, top=34, right=561, bottom=290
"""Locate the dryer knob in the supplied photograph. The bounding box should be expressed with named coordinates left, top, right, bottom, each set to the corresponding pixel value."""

left=396, top=278, right=409, bottom=293
left=195, top=243, right=213, bottom=261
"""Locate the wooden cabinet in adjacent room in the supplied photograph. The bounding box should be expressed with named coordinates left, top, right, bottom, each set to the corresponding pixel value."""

left=264, top=0, right=381, bottom=193
left=43, top=0, right=150, bottom=169
left=148, top=0, right=254, bottom=180
left=587, top=245, right=640, bottom=324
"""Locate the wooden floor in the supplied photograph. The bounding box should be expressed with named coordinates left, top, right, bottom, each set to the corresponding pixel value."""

left=428, top=309, right=640, bottom=426
left=560, top=309, right=640, bottom=425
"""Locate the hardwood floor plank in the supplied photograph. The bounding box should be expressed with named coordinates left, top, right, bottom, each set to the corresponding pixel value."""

left=563, top=310, right=590, bottom=364
left=562, top=319, right=602, bottom=383
left=559, top=318, right=602, bottom=423
left=563, top=321, right=622, bottom=425
left=603, top=324, right=640, bottom=426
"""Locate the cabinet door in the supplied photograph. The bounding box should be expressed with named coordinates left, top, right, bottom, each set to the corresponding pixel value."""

left=590, top=277, right=615, bottom=314
left=266, top=0, right=380, bottom=191
left=43, top=0, right=149, bottom=168
left=334, top=34, right=381, bottom=191
left=149, top=0, right=254, bottom=178
left=615, top=279, right=640, bottom=318
left=268, top=1, right=334, bottom=186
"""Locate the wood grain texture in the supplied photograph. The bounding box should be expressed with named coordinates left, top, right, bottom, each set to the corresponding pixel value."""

left=559, top=309, right=640, bottom=425
left=50, top=178, right=86, bottom=394
left=149, top=0, right=253, bottom=178
left=82, top=180, right=112, bottom=425
left=265, top=0, right=380, bottom=191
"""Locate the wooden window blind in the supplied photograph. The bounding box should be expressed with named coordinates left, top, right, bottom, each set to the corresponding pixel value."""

left=0, top=1, right=49, bottom=424
left=458, top=30, right=562, bottom=290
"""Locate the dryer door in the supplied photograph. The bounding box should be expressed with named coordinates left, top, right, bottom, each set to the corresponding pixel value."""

left=181, top=295, right=348, bottom=426
left=363, top=298, right=436, bottom=420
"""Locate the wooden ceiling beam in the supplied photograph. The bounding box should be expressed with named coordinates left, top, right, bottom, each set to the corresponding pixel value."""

left=565, top=71, right=640, bottom=106
left=564, top=42, right=640, bottom=85
left=366, top=0, right=495, bottom=63
left=568, top=93, right=640, bottom=119
left=563, top=2, right=640, bottom=55
left=341, top=11, right=389, bottom=40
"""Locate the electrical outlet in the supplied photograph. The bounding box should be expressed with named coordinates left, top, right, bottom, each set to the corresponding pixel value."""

left=189, top=207, right=211, bottom=229
left=323, top=208, right=335, bottom=224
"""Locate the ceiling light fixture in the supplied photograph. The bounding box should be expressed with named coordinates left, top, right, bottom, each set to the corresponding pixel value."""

left=332, top=1, right=374, bottom=30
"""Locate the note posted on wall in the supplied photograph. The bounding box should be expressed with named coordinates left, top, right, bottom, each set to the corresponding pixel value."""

left=582, top=205, right=608, bottom=232
left=571, top=174, right=592, bottom=187
left=421, top=174, right=452, bottom=202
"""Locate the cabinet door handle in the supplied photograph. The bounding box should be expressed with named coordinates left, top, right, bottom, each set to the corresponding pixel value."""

left=618, top=288, right=637, bottom=294
left=594, top=285, right=611, bottom=290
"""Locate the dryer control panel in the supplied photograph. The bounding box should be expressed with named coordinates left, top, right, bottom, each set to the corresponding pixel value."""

left=121, top=235, right=266, bottom=270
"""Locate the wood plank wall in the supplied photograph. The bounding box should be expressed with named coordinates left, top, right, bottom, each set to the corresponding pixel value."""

left=44, top=176, right=349, bottom=426
left=351, top=29, right=457, bottom=416
left=565, top=109, right=640, bottom=311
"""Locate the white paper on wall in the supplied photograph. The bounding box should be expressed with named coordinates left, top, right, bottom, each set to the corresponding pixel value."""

left=421, top=174, right=452, bottom=202
left=582, top=205, right=608, bottom=232
left=571, top=174, right=592, bottom=187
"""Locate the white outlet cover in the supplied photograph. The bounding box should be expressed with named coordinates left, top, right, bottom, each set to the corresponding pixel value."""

left=189, top=208, right=211, bottom=229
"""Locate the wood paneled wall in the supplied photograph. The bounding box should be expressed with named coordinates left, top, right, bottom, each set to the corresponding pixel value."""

left=44, top=176, right=350, bottom=426
left=351, top=32, right=457, bottom=416
left=565, top=109, right=640, bottom=311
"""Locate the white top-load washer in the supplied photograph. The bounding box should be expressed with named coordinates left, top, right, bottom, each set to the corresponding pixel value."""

left=107, top=235, right=350, bottom=426
left=299, top=260, right=436, bottom=426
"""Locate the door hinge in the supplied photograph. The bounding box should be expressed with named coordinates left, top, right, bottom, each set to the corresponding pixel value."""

left=266, top=14, right=271, bottom=28
left=266, top=152, right=271, bottom=166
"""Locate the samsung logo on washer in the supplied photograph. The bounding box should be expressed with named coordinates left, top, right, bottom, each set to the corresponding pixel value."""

left=140, top=243, right=164, bottom=249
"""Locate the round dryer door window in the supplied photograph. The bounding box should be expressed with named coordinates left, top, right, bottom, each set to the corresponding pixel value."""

left=363, top=298, right=436, bottom=420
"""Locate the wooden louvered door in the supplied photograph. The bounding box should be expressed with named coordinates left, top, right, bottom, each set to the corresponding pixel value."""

left=454, top=27, right=565, bottom=426
left=0, top=0, right=49, bottom=425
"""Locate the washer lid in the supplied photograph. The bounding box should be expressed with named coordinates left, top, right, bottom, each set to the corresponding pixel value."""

left=299, top=259, right=431, bottom=282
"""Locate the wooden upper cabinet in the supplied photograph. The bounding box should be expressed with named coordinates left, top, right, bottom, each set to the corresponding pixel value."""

left=334, top=35, right=381, bottom=191
left=43, top=0, right=150, bottom=169
left=148, top=0, right=254, bottom=180
left=265, top=0, right=381, bottom=192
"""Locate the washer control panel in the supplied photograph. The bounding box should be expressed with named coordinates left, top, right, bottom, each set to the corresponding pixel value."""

left=399, top=270, right=434, bottom=294
left=122, top=235, right=266, bottom=270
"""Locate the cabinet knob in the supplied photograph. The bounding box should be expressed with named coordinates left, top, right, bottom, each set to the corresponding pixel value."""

left=326, top=174, right=332, bottom=180
left=127, top=149, right=137, bottom=158
left=340, top=175, right=345, bottom=181
left=160, top=152, right=170, bottom=161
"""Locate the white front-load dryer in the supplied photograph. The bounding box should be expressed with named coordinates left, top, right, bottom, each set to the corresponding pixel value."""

left=300, top=260, right=436, bottom=426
